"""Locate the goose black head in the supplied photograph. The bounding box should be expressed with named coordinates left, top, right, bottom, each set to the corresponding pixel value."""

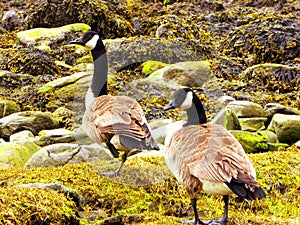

left=164, top=88, right=194, bottom=111
left=70, top=30, right=99, bottom=50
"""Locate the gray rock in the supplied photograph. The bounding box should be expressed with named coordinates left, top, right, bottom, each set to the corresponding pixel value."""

left=258, top=130, right=278, bottom=143
left=239, top=117, right=267, bottom=131
left=0, top=163, right=12, bottom=168
left=268, top=114, right=300, bottom=144
left=25, top=143, right=111, bottom=168
left=9, top=130, right=35, bottom=142
left=0, top=141, right=40, bottom=167
left=34, top=128, right=76, bottom=147
left=0, top=100, right=21, bottom=118
left=211, top=108, right=241, bottom=130
left=151, top=120, right=185, bottom=145
left=295, top=140, right=300, bottom=148
left=264, top=103, right=300, bottom=121
left=226, top=101, right=264, bottom=118
left=0, top=111, right=59, bottom=140
left=148, top=60, right=212, bottom=87
left=16, top=183, right=85, bottom=207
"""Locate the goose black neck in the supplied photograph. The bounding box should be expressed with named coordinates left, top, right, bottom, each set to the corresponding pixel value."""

left=90, top=39, right=108, bottom=97
left=184, top=92, right=207, bottom=126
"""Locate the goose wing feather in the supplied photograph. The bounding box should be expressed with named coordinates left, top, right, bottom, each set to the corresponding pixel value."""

left=166, top=124, right=256, bottom=183
left=88, top=95, right=148, bottom=140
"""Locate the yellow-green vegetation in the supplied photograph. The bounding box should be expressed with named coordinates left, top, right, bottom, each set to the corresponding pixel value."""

left=0, top=146, right=299, bottom=224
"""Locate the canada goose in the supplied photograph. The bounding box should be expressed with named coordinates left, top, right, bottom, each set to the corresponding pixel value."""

left=164, top=88, right=266, bottom=224
left=70, top=31, right=159, bottom=176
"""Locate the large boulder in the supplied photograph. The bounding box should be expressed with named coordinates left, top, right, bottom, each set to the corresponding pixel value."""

left=268, top=114, right=300, bottom=144
left=226, top=101, right=264, bottom=118
left=0, top=111, right=59, bottom=140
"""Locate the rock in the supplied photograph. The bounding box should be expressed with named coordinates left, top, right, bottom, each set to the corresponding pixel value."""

left=0, top=163, right=12, bottom=168
left=9, top=130, right=35, bottom=142
left=239, top=117, right=267, bottom=131
left=268, top=114, right=300, bottom=144
left=0, top=111, right=59, bottom=140
left=149, top=61, right=212, bottom=87
left=25, top=143, right=111, bottom=168
left=230, top=130, right=287, bottom=153
left=34, top=128, right=76, bottom=147
left=149, top=119, right=173, bottom=130
left=0, top=141, right=40, bottom=167
left=1, top=10, right=24, bottom=31
left=211, top=108, right=241, bottom=130
left=264, top=103, right=300, bottom=122
left=295, top=140, right=300, bottom=148
left=16, top=183, right=85, bottom=207
left=258, top=130, right=278, bottom=143
left=38, top=71, right=92, bottom=93
left=17, top=23, right=90, bottom=47
left=52, top=107, right=74, bottom=130
left=0, top=100, right=21, bottom=118
left=142, top=60, right=169, bottom=76
left=226, top=101, right=264, bottom=117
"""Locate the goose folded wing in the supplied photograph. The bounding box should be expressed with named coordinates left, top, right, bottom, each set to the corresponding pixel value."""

left=92, top=96, right=148, bottom=140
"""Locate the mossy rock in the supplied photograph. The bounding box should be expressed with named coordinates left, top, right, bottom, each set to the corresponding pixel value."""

left=142, top=60, right=169, bottom=76
left=230, top=130, right=273, bottom=153
left=0, top=141, right=40, bottom=167
left=0, top=100, right=21, bottom=118
left=17, top=23, right=90, bottom=46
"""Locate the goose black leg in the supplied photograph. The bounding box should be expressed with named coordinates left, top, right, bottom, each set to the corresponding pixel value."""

left=100, top=151, right=128, bottom=177
left=106, top=142, right=119, bottom=158
left=210, top=195, right=229, bottom=225
left=180, top=198, right=212, bottom=224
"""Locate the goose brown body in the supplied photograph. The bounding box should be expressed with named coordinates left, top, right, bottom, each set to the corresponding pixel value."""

left=83, top=95, right=156, bottom=151
left=70, top=31, right=159, bottom=176
left=164, top=88, right=266, bottom=224
left=165, top=123, right=261, bottom=199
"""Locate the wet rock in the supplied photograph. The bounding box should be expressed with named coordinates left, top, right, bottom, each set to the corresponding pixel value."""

left=16, top=183, right=85, bottom=207
left=0, top=111, right=59, bottom=140
left=25, top=143, right=111, bottom=168
left=268, top=114, right=300, bottom=144
left=0, top=141, right=40, bottom=167
left=226, top=101, right=264, bottom=118
left=0, top=99, right=20, bottom=118
left=34, top=128, right=76, bottom=147
left=211, top=108, right=241, bottom=130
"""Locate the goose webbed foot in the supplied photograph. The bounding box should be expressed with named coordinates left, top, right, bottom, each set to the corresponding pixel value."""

left=209, top=218, right=228, bottom=225
left=180, top=219, right=212, bottom=224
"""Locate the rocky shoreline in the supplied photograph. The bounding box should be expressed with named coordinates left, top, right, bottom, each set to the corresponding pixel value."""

left=0, top=0, right=299, bottom=224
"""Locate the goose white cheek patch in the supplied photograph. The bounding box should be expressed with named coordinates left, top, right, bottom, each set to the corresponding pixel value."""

left=180, top=91, right=193, bottom=110
left=85, top=35, right=99, bottom=50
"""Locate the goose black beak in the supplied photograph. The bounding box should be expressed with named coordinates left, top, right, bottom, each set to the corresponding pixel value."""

left=163, top=102, right=175, bottom=111
left=69, top=38, right=84, bottom=45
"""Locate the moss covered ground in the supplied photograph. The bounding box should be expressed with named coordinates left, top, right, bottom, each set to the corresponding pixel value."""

left=0, top=146, right=299, bottom=224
